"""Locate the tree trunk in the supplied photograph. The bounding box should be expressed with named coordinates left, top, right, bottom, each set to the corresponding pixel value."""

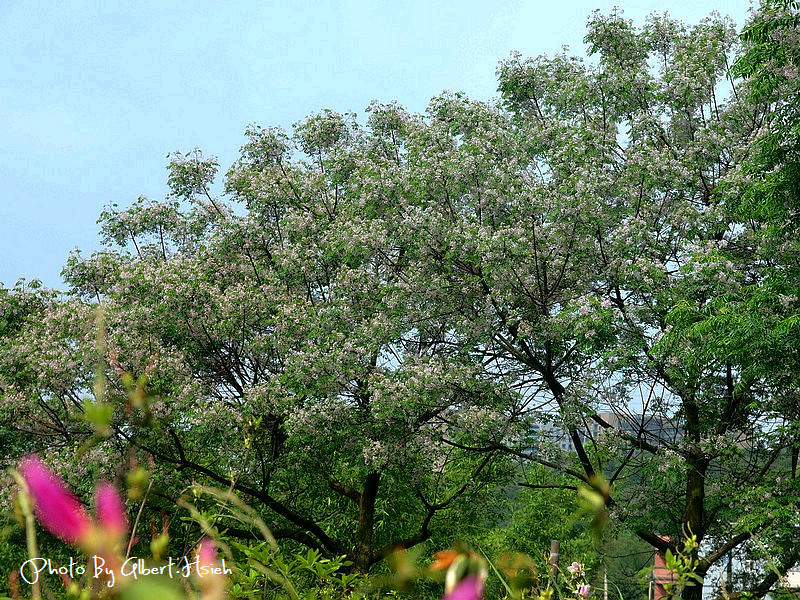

left=681, top=396, right=708, bottom=600
left=354, top=471, right=380, bottom=572
left=682, top=580, right=704, bottom=600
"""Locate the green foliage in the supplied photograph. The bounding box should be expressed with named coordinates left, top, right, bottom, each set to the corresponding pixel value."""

left=660, top=535, right=703, bottom=600
left=3, top=5, right=800, bottom=598
left=226, top=543, right=369, bottom=600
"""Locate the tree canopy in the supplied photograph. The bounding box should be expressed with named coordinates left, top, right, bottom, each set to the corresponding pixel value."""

left=2, top=4, right=800, bottom=598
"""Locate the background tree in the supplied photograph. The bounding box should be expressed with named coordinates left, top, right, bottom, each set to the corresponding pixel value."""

left=394, top=8, right=798, bottom=598
left=2, top=112, right=514, bottom=574
left=2, top=6, right=799, bottom=599
left=674, top=0, right=800, bottom=594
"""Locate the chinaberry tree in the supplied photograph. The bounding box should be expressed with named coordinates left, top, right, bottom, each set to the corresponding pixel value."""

left=1, top=4, right=799, bottom=597
left=471, top=8, right=800, bottom=597
left=2, top=113, right=514, bottom=571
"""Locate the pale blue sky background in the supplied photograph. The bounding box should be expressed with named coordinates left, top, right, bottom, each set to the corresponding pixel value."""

left=1, top=0, right=753, bottom=289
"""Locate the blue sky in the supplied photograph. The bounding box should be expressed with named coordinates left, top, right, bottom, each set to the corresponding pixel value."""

left=0, top=0, right=753, bottom=289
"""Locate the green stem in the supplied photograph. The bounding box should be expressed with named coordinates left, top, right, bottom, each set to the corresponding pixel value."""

left=25, top=511, right=42, bottom=600
left=13, top=470, right=42, bottom=600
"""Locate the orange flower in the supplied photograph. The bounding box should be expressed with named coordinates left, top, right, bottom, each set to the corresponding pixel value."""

left=431, top=549, right=460, bottom=571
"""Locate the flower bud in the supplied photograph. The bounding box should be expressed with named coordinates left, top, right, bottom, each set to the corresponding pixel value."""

left=19, top=456, right=92, bottom=545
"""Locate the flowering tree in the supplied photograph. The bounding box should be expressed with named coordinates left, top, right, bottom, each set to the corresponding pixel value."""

left=476, top=8, right=799, bottom=597
left=2, top=5, right=799, bottom=598
left=2, top=110, right=512, bottom=572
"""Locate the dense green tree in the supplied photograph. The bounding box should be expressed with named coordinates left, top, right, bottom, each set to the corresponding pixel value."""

left=663, top=1, right=800, bottom=595
left=414, top=8, right=796, bottom=598
left=2, top=6, right=800, bottom=599
left=2, top=116, right=515, bottom=574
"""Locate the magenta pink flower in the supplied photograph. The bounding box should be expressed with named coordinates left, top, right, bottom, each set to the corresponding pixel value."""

left=443, top=575, right=484, bottom=600
left=94, top=482, right=128, bottom=537
left=577, top=583, right=591, bottom=598
left=197, top=537, right=217, bottom=565
left=19, top=456, right=92, bottom=545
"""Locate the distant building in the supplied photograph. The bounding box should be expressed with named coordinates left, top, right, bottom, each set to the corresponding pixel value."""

left=528, top=410, right=681, bottom=453
left=783, top=568, right=800, bottom=589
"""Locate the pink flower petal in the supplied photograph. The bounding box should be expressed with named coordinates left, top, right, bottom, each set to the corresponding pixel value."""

left=19, top=456, right=92, bottom=545
left=443, top=575, right=484, bottom=600
left=94, top=482, right=128, bottom=537
left=197, top=537, right=217, bottom=565
left=568, top=561, right=580, bottom=574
